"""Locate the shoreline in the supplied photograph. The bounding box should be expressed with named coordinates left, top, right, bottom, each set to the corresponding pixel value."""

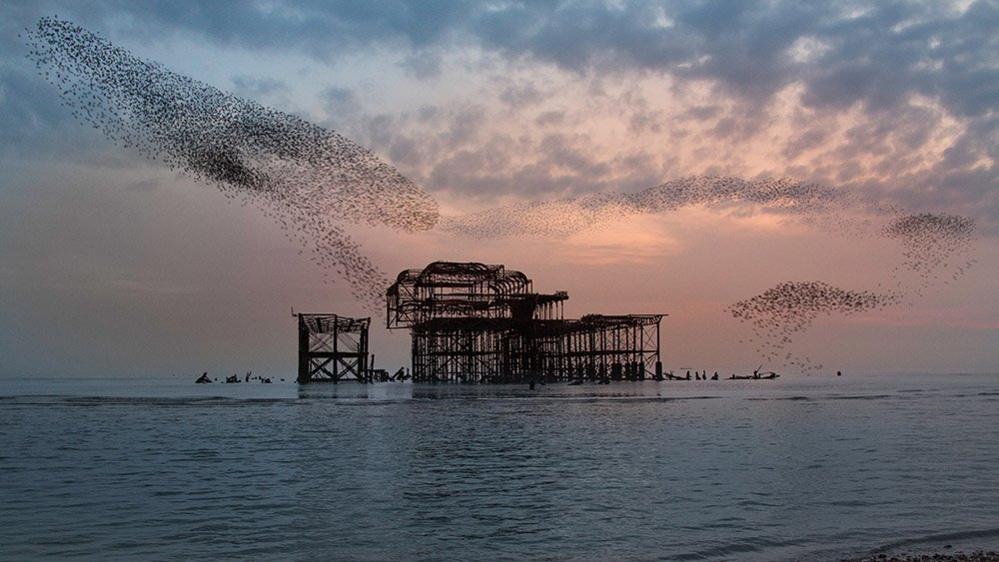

left=847, top=550, right=999, bottom=562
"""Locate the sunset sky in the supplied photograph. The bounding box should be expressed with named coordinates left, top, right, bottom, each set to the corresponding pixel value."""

left=1, top=1, right=997, bottom=377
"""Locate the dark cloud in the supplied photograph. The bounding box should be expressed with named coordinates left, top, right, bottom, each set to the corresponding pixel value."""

left=682, top=105, right=722, bottom=121
left=629, top=108, right=663, bottom=135
left=534, top=110, right=566, bottom=127
left=321, top=86, right=363, bottom=123
left=497, top=80, right=545, bottom=108
left=6, top=1, right=985, bottom=114
left=782, top=128, right=829, bottom=160
left=2, top=1, right=997, bottom=222
left=399, top=51, right=443, bottom=79
left=0, top=64, right=114, bottom=162
left=419, top=125, right=661, bottom=200
left=0, top=65, right=64, bottom=144
left=231, top=75, right=288, bottom=98
left=102, top=0, right=473, bottom=58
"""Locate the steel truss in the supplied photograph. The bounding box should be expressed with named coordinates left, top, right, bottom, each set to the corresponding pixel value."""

left=388, top=262, right=665, bottom=383
left=296, top=313, right=370, bottom=384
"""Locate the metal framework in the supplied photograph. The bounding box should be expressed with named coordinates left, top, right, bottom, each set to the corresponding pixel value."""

left=388, top=262, right=665, bottom=383
left=296, top=313, right=370, bottom=384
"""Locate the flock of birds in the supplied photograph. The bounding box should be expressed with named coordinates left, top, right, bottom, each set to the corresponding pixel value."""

left=438, top=176, right=866, bottom=238
left=729, top=282, right=902, bottom=374
left=883, top=213, right=978, bottom=298
left=23, top=17, right=981, bottom=373
left=729, top=213, right=976, bottom=373
left=24, top=16, right=438, bottom=309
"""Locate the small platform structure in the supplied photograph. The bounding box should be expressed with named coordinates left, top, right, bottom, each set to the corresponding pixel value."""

left=296, top=313, right=370, bottom=384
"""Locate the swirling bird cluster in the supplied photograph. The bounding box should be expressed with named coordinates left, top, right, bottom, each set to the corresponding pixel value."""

left=24, top=16, right=438, bottom=309
left=729, top=213, right=976, bottom=373
left=439, top=176, right=866, bottom=238
left=728, top=282, right=903, bottom=373
left=884, top=213, right=977, bottom=298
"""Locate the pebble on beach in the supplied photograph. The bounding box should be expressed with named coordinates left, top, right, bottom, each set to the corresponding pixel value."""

left=848, top=550, right=999, bottom=562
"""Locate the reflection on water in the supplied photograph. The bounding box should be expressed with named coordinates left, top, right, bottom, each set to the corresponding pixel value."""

left=2, top=374, right=999, bottom=560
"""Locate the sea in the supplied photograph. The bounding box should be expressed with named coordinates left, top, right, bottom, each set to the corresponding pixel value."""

left=2, top=373, right=998, bottom=561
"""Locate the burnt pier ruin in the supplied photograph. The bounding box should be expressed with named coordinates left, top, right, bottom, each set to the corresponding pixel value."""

left=296, top=313, right=371, bottom=384
left=387, top=262, right=664, bottom=383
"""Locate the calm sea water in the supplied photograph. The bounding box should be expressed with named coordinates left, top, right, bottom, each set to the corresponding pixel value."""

left=2, top=373, right=998, bottom=561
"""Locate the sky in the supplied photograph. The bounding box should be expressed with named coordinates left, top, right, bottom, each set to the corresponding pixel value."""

left=1, top=0, right=997, bottom=378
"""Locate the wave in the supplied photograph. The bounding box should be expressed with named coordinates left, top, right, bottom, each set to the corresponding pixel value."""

left=871, top=527, right=999, bottom=553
